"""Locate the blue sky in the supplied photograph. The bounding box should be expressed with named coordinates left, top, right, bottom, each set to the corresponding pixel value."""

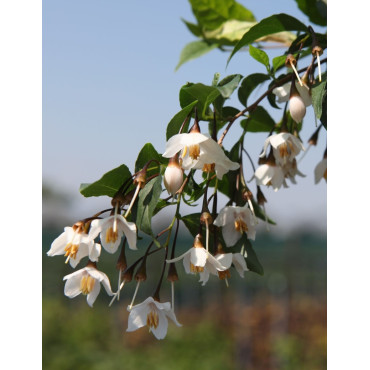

left=43, top=0, right=327, bottom=233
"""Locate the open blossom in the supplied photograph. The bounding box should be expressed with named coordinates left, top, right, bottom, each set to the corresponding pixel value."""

left=254, top=163, right=287, bottom=192
left=47, top=224, right=100, bottom=268
left=63, top=264, right=113, bottom=307
left=166, top=234, right=228, bottom=275
left=89, top=214, right=137, bottom=253
left=260, top=133, right=305, bottom=166
left=282, top=158, right=305, bottom=184
left=127, top=297, right=181, bottom=340
left=162, top=133, right=239, bottom=179
left=199, top=252, right=249, bottom=285
left=213, top=204, right=256, bottom=247
left=314, top=158, right=327, bottom=184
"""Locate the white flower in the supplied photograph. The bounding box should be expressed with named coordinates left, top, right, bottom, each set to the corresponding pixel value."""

left=126, top=297, right=181, bottom=340
left=314, top=158, right=327, bottom=184
left=162, top=133, right=239, bottom=179
left=63, top=265, right=113, bottom=307
left=166, top=235, right=227, bottom=275
left=89, top=215, right=137, bottom=253
left=254, top=163, right=287, bottom=192
left=164, top=155, right=184, bottom=195
left=213, top=204, right=256, bottom=247
left=260, top=133, right=305, bottom=166
left=273, top=81, right=312, bottom=107
left=199, top=252, right=249, bottom=285
left=47, top=225, right=100, bottom=267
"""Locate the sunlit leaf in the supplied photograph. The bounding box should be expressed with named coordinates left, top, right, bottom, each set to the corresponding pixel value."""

left=176, top=41, right=218, bottom=71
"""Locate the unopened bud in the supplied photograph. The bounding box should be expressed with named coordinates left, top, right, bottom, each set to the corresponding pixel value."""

left=289, top=83, right=306, bottom=123
left=164, top=154, right=184, bottom=196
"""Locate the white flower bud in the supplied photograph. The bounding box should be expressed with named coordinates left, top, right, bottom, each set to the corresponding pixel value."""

left=164, top=159, right=183, bottom=196
left=289, top=94, right=306, bottom=123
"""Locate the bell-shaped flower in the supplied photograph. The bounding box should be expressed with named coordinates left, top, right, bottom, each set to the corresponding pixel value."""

left=189, top=138, right=240, bottom=180
left=232, top=253, right=249, bottom=278
left=314, top=158, right=327, bottom=184
left=166, top=234, right=227, bottom=275
left=213, top=204, right=256, bottom=247
left=260, top=133, right=305, bottom=166
left=273, top=81, right=312, bottom=107
left=47, top=224, right=100, bottom=267
left=162, top=133, right=239, bottom=179
left=63, top=264, right=113, bottom=307
left=254, top=163, right=287, bottom=192
left=89, top=214, right=137, bottom=253
left=126, top=297, right=182, bottom=340
left=163, top=154, right=184, bottom=196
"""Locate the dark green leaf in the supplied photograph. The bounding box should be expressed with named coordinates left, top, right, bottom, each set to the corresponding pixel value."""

left=243, top=236, right=264, bottom=275
left=79, top=164, right=132, bottom=198
left=217, top=74, right=243, bottom=98
left=228, top=13, right=308, bottom=64
left=166, top=101, right=198, bottom=140
left=189, top=0, right=255, bottom=30
left=251, top=199, right=276, bottom=225
left=238, top=73, right=270, bottom=107
left=179, top=83, right=221, bottom=120
left=241, top=106, right=275, bottom=132
left=311, top=72, right=327, bottom=120
left=295, top=0, right=327, bottom=26
left=181, top=212, right=202, bottom=238
left=175, top=41, right=218, bottom=71
left=134, top=176, right=162, bottom=242
left=249, top=45, right=270, bottom=71
left=135, top=143, right=163, bottom=179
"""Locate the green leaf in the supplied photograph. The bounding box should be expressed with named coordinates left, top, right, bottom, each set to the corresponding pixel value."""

left=79, top=164, right=132, bottom=198
left=181, top=18, right=203, bottom=37
left=175, top=41, right=218, bottom=71
left=217, top=74, right=243, bottom=98
left=134, top=176, right=163, bottom=241
left=272, top=55, right=287, bottom=73
left=189, top=0, right=255, bottom=30
left=311, top=72, right=327, bottom=120
left=179, top=83, right=221, bottom=120
left=251, top=199, right=276, bottom=225
left=181, top=212, right=202, bottom=238
left=242, top=236, right=264, bottom=275
left=249, top=45, right=270, bottom=71
left=228, top=13, right=308, bottom=64
left=241, top=106, right=275, bottom=133
left=135, top=143, right=163, bottom=180
left=166, top=101, right=198, bottom=140
left=294, top=0, right=327, bottom=26
left=238, top=73, right=270, bottom=107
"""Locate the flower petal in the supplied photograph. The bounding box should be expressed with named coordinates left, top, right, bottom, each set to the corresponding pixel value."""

left=151, top=311, right=168, bottom=340
left=86, top=280, right=101, bottom=307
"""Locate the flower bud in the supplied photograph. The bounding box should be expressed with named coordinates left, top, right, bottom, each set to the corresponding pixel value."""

left=289, top=95, right=306, bottom=123
left=164, top=155, right=184, bottom=196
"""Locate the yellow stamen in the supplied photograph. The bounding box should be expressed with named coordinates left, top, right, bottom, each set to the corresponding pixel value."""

left=80, top=275, right=95, bottom=295
left=181, top=146, right=188, bottom=158
left=234, top=217, right=248, bottom=233
left=279, top=143, right=289, bottom=158
left=146, top=310, right=159, bottom=329
left=189, top=144, right=200, bottom=160
left=106, top=227, right=118, bottom=244
left=190, top=263, right=204, bottom=273
left=64, top=243, right=79, bottom=262
left=218, top=269, right=231, bottom=280
left=202, top=163, right=215, bottom=173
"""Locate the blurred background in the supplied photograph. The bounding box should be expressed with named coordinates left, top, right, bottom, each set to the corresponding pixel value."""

left=43, top=1, right=326, bottom=369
